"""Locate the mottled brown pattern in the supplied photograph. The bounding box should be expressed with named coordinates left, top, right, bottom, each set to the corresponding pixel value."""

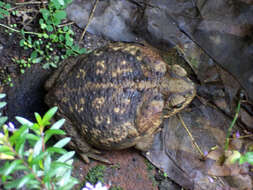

left=45, top=42, right=196, bottom=162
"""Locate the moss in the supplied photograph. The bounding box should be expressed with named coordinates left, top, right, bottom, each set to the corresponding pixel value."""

left=85, top=164, right=106, bottom=185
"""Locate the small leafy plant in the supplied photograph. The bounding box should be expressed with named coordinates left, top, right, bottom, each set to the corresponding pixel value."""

left=0, top=105, right=78, bottom=189
left=0, top=0, right=86, bottom=74
left=223, top=98, right=253, bottom=166
left=0, top=93, right=7, bottom=127
left=0, top=1, right=10, bottom=19
left=85, top=164, right=106, bottom=185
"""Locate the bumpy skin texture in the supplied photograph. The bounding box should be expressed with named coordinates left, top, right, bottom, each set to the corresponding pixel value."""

left=45, top=43, right=195, bottom=156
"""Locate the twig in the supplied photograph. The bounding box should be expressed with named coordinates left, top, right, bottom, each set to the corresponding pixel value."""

left=0, top=23, right=41, bottom=36
left=177, top=114, right=204, bottom=157
left=78, top=0, right=99, bottom=44
left=58, top=21, right=75, bottom=28
left=15, top=1, right=48, bottom=5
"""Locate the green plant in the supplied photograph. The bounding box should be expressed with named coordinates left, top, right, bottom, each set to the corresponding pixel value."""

left=0, top=106, right=79, bottom=189
left=229, top=151, right=253, bottom=165
left=144, top=159, right=158, bottom=187
left=0, top=1, right=10, bottom=19
left=222, top=97, right=253, bottom=166
left=225, top=99, right=241, bottom=150
left=85, top=164, right=106, bottom=185
left=3, top=75, right=13, bottom=87
left=144, top=159, right=154, bottom=171
left=0, top=93, right=7, bottom=127
left=0, top=0, right=86, bottom=73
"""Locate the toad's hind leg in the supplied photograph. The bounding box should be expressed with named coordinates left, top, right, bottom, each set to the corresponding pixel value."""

left=134, top=93, right=164, bottom=151
left=55, top=110, right=111, bottom=164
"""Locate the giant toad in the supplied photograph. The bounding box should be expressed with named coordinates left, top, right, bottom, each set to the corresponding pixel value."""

left=45, top=43, right=196, bottom=162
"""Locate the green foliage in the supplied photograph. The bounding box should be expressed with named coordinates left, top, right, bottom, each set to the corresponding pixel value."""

left=0, top=1, right=10, bottom=19
left=238, top=152, right=253, bottom=165
left=3, top=75, right=13, bottom=87
left=0, top=106, right=79, bottom=189
left=230, top=151, right=253, bottom=165
left=85, top=165, right=106, bottom=185
left=0, top=0, right=87, bottom=75
left=0, top=94, right=7, bottom=127
left=144, top=159, right=154, bottom=171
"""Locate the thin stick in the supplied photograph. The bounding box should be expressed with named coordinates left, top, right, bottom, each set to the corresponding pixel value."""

left=178, top=114, right=204, bottom=157
left=0, top=23, right=42, bottom=36
left=78, top=0, right=99, bottom=44
left=15, top=1, right=48, bottom=5
left=58, top=21, right=75, bottom=28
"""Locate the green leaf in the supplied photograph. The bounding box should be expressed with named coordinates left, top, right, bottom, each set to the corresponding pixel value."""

left=57, top=151, right=75, bottom=162
left=59, top=34, right=65, bottom=42
left=0, top=94, right=6, bottom=99
left=0, top=102, right=6, bottom=109
left=44, top=129, right=65, bottom=142
left=40, top=9, right=50, bottom=21
left=30, top=151, right=47, bottom=165
left=58, top=177, right=79, bottom=190
left=32, top=57, right=43, bottom=64
left=50, top=119, right=65, bottom=129
left=57, top=0, right=65, bottom=5
left=0, top=151, right=15, bottom=159
left=50, top=33, right=58, bottom=42
left=53, top=137, right=70, bottom=148
left=39, top=19, right=47, bottom=29
left=26, top=179, right=40, bottom=189
left=20, top=29, right=25, bottom=36
left=34, top=112, right=42, bottom=125
left=17, top=173, right=35, bottom=188
left=9, top=125, right=29, bottom=145
left=65, top=37, right=73, bottom=46
left=5, top=4, right=11, bottom=9
left=33, top=137, right=43, bottom=157
left=78, top=48, right=87, bottom=54
left=51, top=0, right=61, bottom=9
left=30, top=51, right=38, bottom=59
left=15, top=138, right=25, bottom=156
left=239, top=152, right=253, bottom=165
left=0, top=116, right=8, bottom=126
left=30, top=123, right=40, bottom=135
left=44, top=154, right=51, bottom=172
left=4, top=160, right=23, bottom=176
left=43, top=33, right=49, bottom=39
left=60, top=181, right=79, bottom=190
left=48, top=161, right=72, bottom=178
left=15, top=116, right=33, bottom=127
left=42, top=107, right=58, bottom=126
left=46, top=24, right=54, bottom=32
left=47, top=147, right=67, bottom=154
left=53, top=10, right=66, bottom=25
left=25, top=133, right=40, bottom=142
left=4, top=178, right=21, bottom=189
left=63, top=25, right=68, bottom=32
left=0, top=146, right=11, bottom=153
left=0, top=8, right=9, bottom=16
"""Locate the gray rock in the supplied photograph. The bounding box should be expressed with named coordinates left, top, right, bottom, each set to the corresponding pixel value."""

left=67, top=0, right=139, bottom=42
